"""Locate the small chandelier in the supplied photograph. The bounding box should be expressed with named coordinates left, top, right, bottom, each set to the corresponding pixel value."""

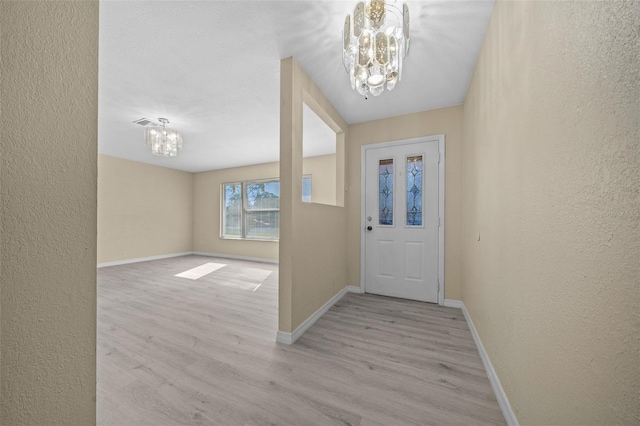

left=145, top=118, right=183, bottom=157
left=343, top=0, right=410, bottom=98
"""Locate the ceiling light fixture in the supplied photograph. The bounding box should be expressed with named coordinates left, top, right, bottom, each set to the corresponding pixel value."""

left=343, top=0, right=410, bottom=98
left=145, top=118, right=183, bottom=157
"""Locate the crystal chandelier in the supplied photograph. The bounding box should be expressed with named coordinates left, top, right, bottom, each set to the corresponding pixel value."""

left=145, top=118, right=183, bottom=157
left=343, top=0, right=410, bottom=98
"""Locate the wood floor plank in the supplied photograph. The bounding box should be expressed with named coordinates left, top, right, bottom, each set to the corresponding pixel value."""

left=97, top=255, right=505, bottom=425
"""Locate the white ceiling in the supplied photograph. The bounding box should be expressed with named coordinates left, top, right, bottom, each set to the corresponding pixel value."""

left=98, top=0, right=494, bottom=173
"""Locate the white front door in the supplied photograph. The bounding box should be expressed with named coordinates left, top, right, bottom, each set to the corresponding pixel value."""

left=364, top=140, right=440, bottom=303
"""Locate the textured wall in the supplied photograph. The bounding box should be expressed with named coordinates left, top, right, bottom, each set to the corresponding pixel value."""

left=97, top=155, right=193, bottom=263
left=0, top=1, right=3, bottom=402
left=193, top=161, right=280, bottom=261
left=347, top=106, right=464, bottom=300
left=0, top=4, right=3, bottom=403
left=280, top=58, right=349, bottom=332
left=462, top=1, right=639, bottom=424
left=1, top=1, right=98, bottom=424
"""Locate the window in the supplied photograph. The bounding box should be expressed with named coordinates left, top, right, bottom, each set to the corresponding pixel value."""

left=222, top=179, right=280, bottom=240
left=223, top=183, right=243, bottom=237
left=222, top=176, right=313, bottom=240
left=302, top=174, right=312, bottom=203
left=406, top=155, right=423, bottom=226
left=379, top=158, right=394, bottom=225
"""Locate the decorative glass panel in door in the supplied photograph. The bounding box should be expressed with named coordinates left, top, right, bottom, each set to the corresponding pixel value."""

left=406, top=155, right=423, bottom=226
left=378, top=158, right=394, bottom=225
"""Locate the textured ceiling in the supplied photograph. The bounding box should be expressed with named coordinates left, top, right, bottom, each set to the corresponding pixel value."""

left=98, top=1, right=494, bottom=172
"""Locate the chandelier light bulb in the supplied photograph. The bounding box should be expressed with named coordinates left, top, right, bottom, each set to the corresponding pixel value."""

left=343, top=0, right=410, bottom=98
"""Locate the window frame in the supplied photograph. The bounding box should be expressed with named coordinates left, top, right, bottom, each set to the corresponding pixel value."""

left=221, top=178, right=280, bottom=241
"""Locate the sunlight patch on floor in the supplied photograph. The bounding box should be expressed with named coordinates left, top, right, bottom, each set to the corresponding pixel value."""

left=242, top=268, right=272, bottom=282
left=175, top=262, right=226, bottom=280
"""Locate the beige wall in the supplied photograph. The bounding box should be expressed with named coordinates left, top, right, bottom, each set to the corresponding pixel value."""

left=1, top=2, right=633, bottom=424
left=280, top=57, right=348, bottom=332
left=461, top=1, right=639, bottom=424
left=347, top=106, right=464, bottom=299
left=0, top=3, right=3, bottom=402
left=193, top=161, right=279, bottom=261
left=303, top=154, right=337, bottom=206
left=98, top=155, right=194, bottom=264
left=0, top=1, right=98, bottom=424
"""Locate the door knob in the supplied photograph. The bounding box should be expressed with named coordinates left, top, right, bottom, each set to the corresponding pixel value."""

left=367, top=226, right=373, bottom=231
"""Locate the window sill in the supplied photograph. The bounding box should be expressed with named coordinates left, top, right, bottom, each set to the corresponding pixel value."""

left=220, top=236, right=279, bottom=243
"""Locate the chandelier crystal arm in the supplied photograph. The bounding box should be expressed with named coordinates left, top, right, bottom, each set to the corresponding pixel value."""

left=342, top=0, right=410, bottom=98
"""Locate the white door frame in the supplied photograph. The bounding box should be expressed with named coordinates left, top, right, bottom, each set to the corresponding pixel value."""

left=360, top=134, right=445, bottom=305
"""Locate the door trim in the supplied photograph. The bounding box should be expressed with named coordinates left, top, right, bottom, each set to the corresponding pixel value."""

left=360, top=134, right=445, bottom=305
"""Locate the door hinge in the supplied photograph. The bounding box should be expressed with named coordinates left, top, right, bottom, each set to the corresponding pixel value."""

left=438, top=152, right=442, bottom=164
left=438, top=217, right=441, bottom=227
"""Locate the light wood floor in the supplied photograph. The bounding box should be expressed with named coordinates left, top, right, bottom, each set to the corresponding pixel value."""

left=97, top=255, right=505, bottom=425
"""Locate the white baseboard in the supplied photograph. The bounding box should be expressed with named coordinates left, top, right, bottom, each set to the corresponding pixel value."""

left=98, top=251, right=279, bottom=268
left=443, top=298, right=464, bottom=309
left=192, top=251, right=278, bottom=264
left=461, top=302, right=519, bottom=426
left=275, top=330, right=294, bottom=345
left=97, top=252, right=193, bottom=268
left=277, top=286, right=351, bottom=345
left=346, top=285, right=363, bottom=293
